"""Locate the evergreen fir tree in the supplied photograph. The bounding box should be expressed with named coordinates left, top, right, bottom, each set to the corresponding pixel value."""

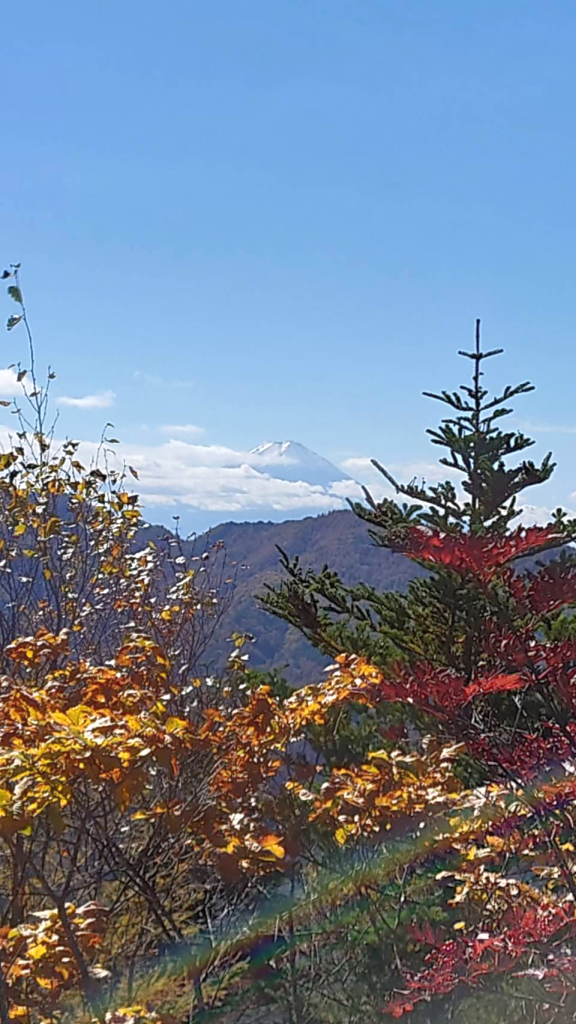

left=262, top=321, right=576, bottom=682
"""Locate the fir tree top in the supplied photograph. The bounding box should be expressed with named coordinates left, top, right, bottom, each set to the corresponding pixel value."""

left=355, top=319, right=568, bottom=540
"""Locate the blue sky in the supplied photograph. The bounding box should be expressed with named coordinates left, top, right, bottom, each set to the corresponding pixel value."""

left=3, top=0, right=576, bottom=530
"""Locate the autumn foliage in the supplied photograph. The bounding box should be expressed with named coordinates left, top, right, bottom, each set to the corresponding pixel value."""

left=5, top=278, right=576, bottom=1024
left=4, top=580, right=574, bottom=1024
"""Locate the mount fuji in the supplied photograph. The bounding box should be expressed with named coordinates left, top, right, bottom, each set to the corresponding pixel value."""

left=249, top=440, right=355, bottom=489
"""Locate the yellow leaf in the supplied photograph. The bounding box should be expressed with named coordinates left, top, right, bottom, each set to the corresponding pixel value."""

left=13, top=523, right=26, bottom=537
left=165, top=716, right=186, bottom=734
left=28, top=942, right=48, bottom=960
left=453, top=921, right=466, bottom=931
left=66, top=705, right=94, bottom=727
left=486, top=835, right=505, bottom=851
left=334, top=827, right=347, bottom=846
left=51, top=710, right=74, bottom=727
left=265, top=844, right=285, bottom=859
left=43, top=517, right=60, bottom=538
left=259, top=834, right=285, bottom=858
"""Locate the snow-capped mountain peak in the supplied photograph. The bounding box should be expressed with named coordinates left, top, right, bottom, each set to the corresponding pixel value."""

left=250, top=440, right=300, bottom=461
left=249, top=440, right=353, bottom=487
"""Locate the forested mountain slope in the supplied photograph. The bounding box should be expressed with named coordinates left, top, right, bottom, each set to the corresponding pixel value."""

left=142, top=508, right=570, bottom=683
left=144, top=509, right=425, bottom=681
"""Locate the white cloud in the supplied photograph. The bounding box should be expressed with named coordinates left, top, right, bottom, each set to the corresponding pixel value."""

left=330, top=478, right=366, bottom=501
left=0, top=367, right=21, bottom=396
left=160, top=424, right=205, bottom=438
left=519, top=504, right=576, bottom=526
left=340, top=456, right=376, bottom=478
left=58, top=390, right=116, bottom=410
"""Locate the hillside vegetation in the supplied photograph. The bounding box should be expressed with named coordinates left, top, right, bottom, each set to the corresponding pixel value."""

left=3, top=277, right=576, bottom=1024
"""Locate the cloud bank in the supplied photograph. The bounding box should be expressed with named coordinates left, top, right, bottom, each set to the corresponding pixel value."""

left=76, top=437, right=364, bottom=514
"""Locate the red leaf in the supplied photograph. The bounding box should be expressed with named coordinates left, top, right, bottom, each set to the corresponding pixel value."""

left=464, top=672, right=525, bottom=702
left=397, top=525, right=560, bottom=580
left=386, top=998, right=415, bottom=1018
